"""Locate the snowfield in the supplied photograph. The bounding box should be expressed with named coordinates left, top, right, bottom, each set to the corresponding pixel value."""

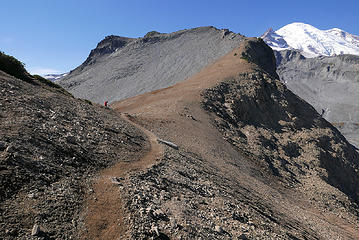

left=262, top=22, right=359, bottom=57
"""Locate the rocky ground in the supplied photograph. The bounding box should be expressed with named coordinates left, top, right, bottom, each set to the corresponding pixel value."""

left=202, top=71, right=359, bottom=202
left=0, top=70, right=149, bottom=239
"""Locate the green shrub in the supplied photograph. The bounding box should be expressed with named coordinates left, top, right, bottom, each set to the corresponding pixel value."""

left=0, top=51, right=71, bottom=96
left=0, top=51, right=32, bottom=82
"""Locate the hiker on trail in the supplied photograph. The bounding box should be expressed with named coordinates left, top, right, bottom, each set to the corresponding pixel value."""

left=104, top=101, right=108, bottom=107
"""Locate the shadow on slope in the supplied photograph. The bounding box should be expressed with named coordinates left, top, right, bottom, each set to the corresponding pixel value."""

left=274, top=49, right=359, bottom=149
left=202, top=39, right=359, bottom=204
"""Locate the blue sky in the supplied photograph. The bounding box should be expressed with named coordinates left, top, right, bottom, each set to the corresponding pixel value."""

left=1, top=0, right=358, bottom=75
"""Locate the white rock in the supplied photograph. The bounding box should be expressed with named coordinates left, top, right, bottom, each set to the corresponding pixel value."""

left=214, top=225, right=223, bottom=233
left=31, top=224, right=40, bottom=236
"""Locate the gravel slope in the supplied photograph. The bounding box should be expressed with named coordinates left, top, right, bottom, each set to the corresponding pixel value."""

left=58, top=27, right=244, bottom=103
left=275, top=50, right=359, bottom=148
left=0, top=70, right=149, bottom=239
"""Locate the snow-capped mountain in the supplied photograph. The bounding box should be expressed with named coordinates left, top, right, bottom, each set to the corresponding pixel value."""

left=43, top=73, right=68, bottom=81
left=261, top=22, right=359, bottom=57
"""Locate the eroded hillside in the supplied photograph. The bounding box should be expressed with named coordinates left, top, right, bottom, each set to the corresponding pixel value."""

left=0, top=70, right=149, bottom=239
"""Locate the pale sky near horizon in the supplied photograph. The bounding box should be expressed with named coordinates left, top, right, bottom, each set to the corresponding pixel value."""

left=1, top=0, right=358, bottom=75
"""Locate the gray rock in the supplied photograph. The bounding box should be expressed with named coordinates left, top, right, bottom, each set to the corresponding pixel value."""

left=58, top=27, right=244, bottom=104
left=66, top=135, right=76, bottom=144
left=150, top=224, right=159, bottom=236
left=215, top=225, right=223, bottom=233
left=157, top=139, right=179, bottom=150
left=5, top=145, right=14, bottom=153
left=238, top=233, right=248, bottom=239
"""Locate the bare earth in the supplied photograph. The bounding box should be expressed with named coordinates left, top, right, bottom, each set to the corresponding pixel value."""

left=82, top=39, right=359, bottom=239
left=83, top=114, right=163, bottom=240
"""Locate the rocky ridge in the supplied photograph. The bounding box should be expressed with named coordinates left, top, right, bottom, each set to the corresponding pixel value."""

left=111, top=38, right=359, bottom=239
left=58, top=26, right=244, bottom=103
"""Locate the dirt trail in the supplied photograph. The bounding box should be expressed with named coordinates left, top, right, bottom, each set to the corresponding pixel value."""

left=83, top=113, right=163, bottom=240
left=112, top=41, right=359, bottom=239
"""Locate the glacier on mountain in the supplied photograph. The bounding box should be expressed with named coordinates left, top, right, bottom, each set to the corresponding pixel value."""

left=261, top=22, right=359, bottom=57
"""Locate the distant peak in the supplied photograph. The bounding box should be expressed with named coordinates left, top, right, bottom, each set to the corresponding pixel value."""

left=328, top=27, right=343, bottom=31
left=262, top=23, right=359, bottom=57
left=262, top=28, right=274, bottom=36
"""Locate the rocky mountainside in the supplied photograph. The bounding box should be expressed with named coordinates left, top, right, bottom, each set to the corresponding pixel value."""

left=262, top=22, right=359, bottom=57
left=2, top=34, right=359, bottom=239
left=58, top=27, right=244, bottom=103
left=261, top=23, right=359, bottom=148
left=0, top=69, right=149, bottom=239
left=275, top=50, right=359, bottom=148
left=112, top=38, right=359, bottom=239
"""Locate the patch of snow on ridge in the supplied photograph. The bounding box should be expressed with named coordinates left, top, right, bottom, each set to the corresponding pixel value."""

left=44, top=73, right=69, bottom=81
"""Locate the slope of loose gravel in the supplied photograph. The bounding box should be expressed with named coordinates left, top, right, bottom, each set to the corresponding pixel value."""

left=58, top=27, right=244, bottom=103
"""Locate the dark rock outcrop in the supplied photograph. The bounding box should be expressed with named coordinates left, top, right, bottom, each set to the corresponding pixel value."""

left=239, top=38, right=279, bottom=79
left=81, top=35, right=135, bottom=67
left=203, top=71, right=359, bottom=202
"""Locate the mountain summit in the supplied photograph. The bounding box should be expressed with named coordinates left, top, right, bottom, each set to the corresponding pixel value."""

left=58, top=27, right=244, bottom=103
left=261, top=22, right=359, bottom=57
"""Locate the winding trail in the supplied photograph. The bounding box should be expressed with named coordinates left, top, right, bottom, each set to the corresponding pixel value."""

left=83, top=113, right=163, bottom=240
left=83, top=40, right=359, bottom=239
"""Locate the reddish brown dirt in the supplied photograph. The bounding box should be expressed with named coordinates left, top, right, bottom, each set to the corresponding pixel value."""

left=83, top=114, right=163, bottom=240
